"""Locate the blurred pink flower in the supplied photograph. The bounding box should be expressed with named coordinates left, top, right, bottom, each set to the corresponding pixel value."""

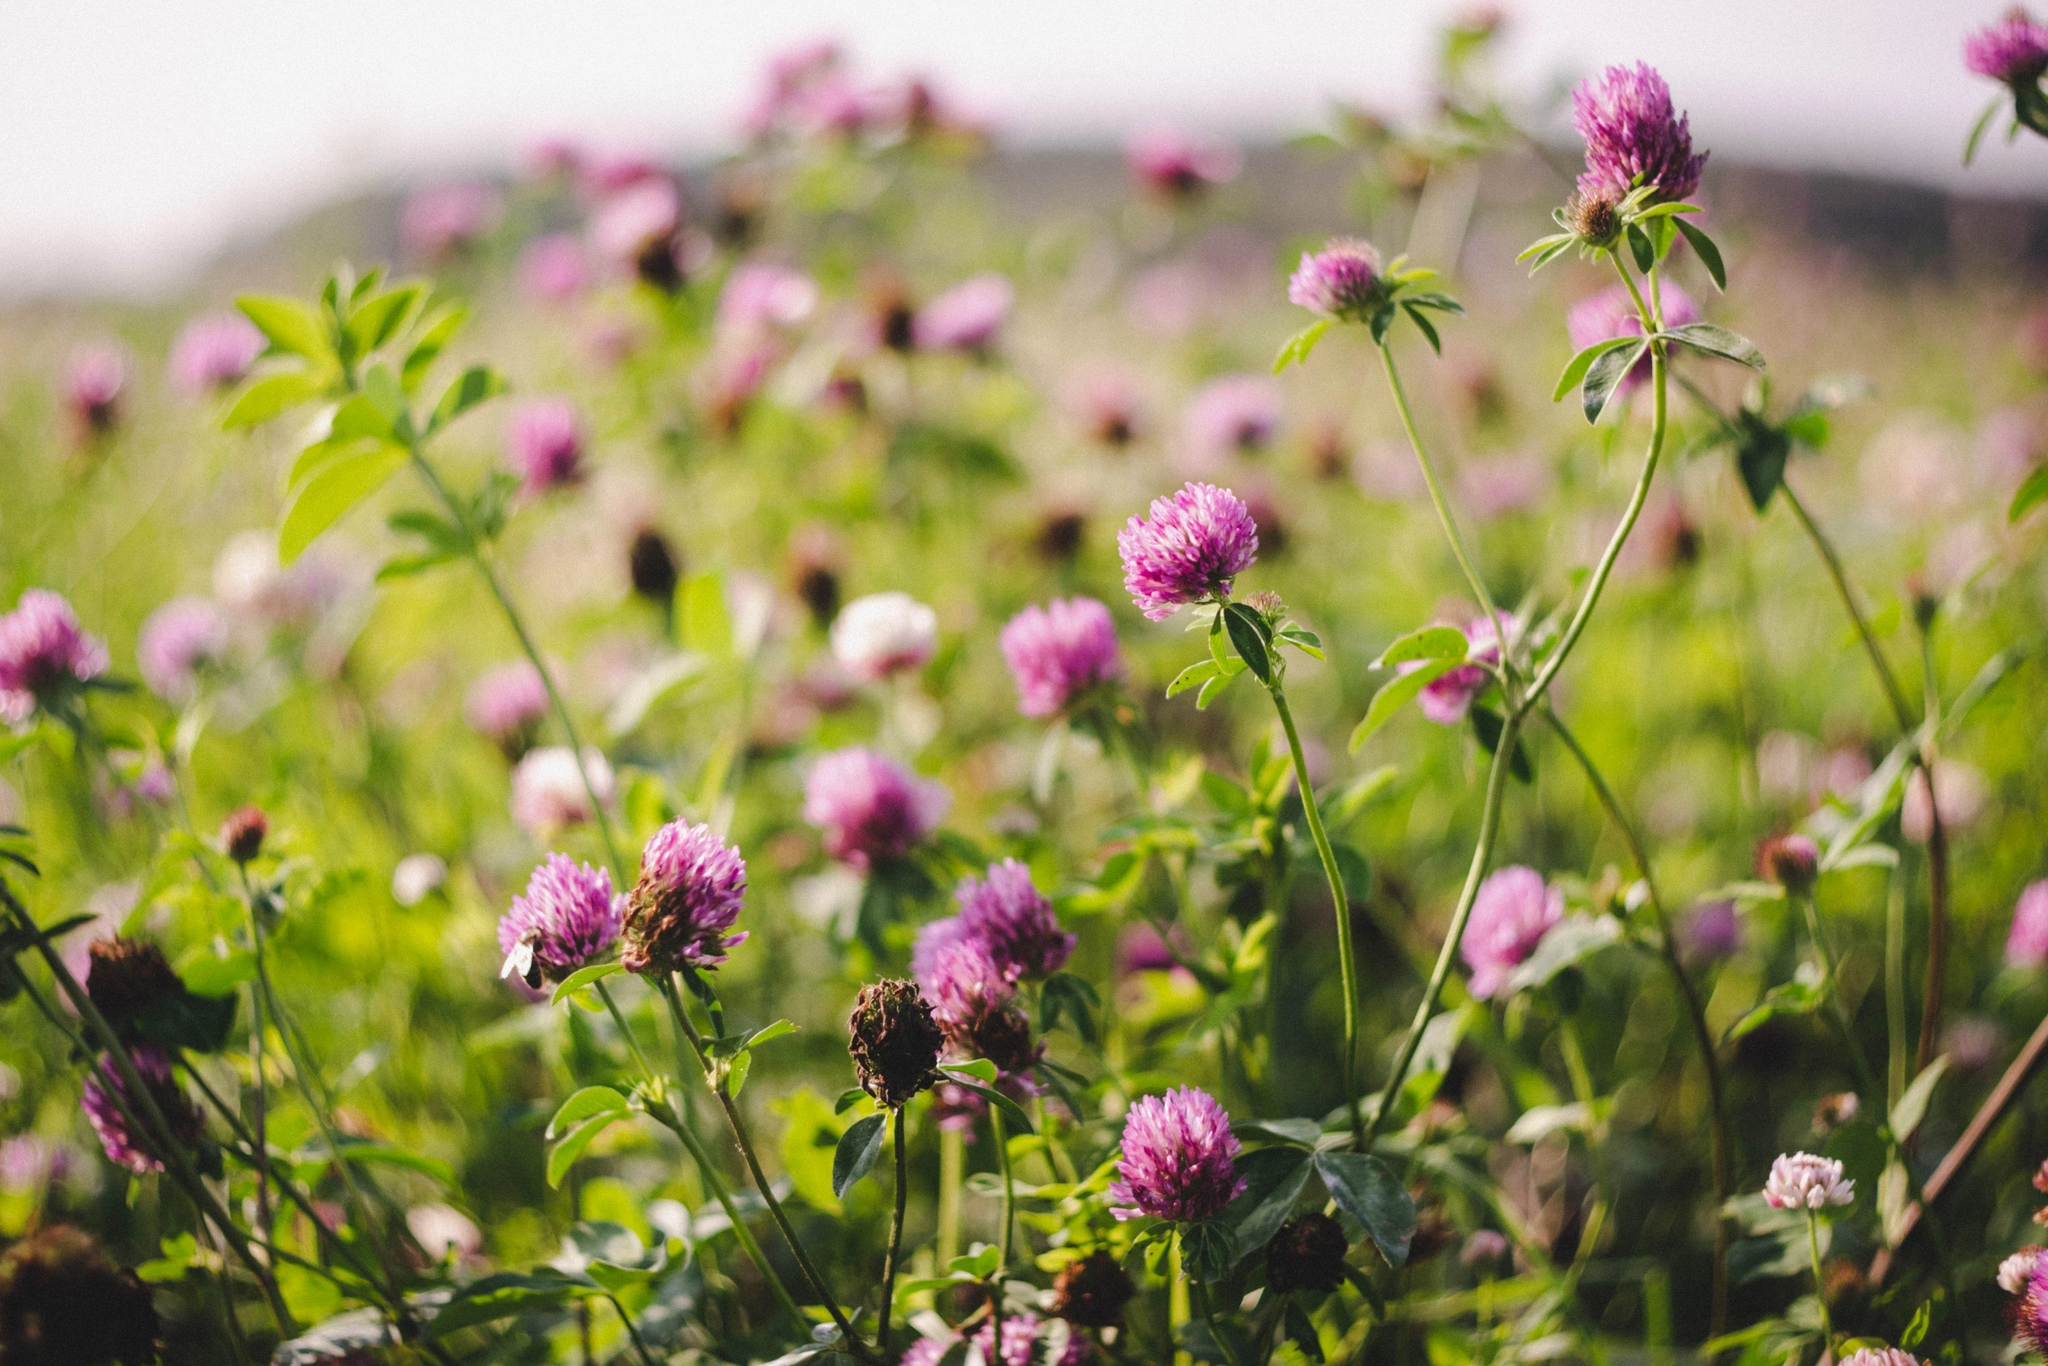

left=1408, top=616, right=1501, bottom=725
left=1462, top=866, right=1562, bottom=999
left=1069, top=371, right=1143, bottom=446
left=510, top=746, right=615, bottom=838
left=519, top=233, right=589, bottom=304
left=62, top=341, right=128, bottom=435
left=137, top=597, right=228, bottom=704
left=589, top=180, right=682, bottom=277
left=803, top=746, right=950, bottom=869
left=913, top=274, right=1014, bottom=353
left=578, top=150, right=664, bottom=198
left=400, top=182, right=501, bottom=260
left=717, top=263, right=819, bottom=338
left=1565, top=285, right=1698, bottom=393
left=1183, top=374, right=1280, bottom=464
left=2007, top=881, right=2048, bottom=969
left=1000, top=597, right=1121, bottom=718
left=1901, top=759, right=1987, bottom=843
left=168, top=313, right=263, bottom=395
left=0, top=589, right=109, bottom=724
left=466, top=661, right=549, bottom=759
left=1126, top=127, right=1242, bottom=198
left=504, top=398, right=586, bottom=494
left=1457, top=453, right=1552, bottom=520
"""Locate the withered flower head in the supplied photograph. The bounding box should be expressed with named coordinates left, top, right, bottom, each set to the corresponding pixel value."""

left=0, top=1225, right=159, bottom=1365
left=85, top=938, right=182, bottom=1029
left=1266, top=1212, right=1351, bottom=1295
left=848, top=979, right=944, bottom=1108
left=1052, top=1248, right=1136, bottom=1329
left=220, top=806, right=267, bottom=865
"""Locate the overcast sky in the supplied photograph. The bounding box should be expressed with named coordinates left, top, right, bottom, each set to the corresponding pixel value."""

left=6, top=0, right=2046, bottom=297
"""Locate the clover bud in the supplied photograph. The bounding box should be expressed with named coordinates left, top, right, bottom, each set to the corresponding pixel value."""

left=848, top=980, right=944, bottom=1109
left=1266, top=1212, right=1351, bottom=1295
left=221, top=806, right=268, bottom=865
left=1051, top=1248, right=1135, bottom=1329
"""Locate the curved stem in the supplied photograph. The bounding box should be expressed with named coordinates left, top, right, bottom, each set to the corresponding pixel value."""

left=606, top=1292, right=661, bottom=1366
left=239, top=868, right=274, bottom=1249
left=1777, top=481, right=1914, bottom=731
left=1268, top=684, right=1363, bottom=1145
left=1361, top=715, right=1517, bottom=1147
left=1807, top=1211, right=1834, bottom=1350
left=1537, top=707, right=1730, bottom=1335
left=992, top=1105, right=1013, bottom=1355
left=1379, top=344, right=1510, bottom=676
left=880, top=1106, right=909, bottom=1356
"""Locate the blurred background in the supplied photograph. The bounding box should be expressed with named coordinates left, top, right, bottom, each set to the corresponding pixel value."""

left=5, top=0, right=2047, bottom=297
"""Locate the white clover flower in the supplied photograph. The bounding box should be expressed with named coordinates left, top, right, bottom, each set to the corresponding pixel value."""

left=510, top=746, right=616, bottom=838
left=1762, top=1152, right=1855, bottom=1210
left=830, top=591, right=938, bottom=682
left=391, top=853, right=448, bottom=908
left=2002, top=1248, right=2046, bottom=1295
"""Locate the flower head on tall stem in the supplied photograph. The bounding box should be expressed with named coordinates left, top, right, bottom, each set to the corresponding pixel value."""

left=0, top=589, right=109, bottom=724
left=220, top=806, right=268, bottom=865
left=510, top=747, right=615, bottom=839
left=621, top=821, right=748, bottom=976
left=80, top=1045, right=204, bottom=1174
left=503, top=398, right=586, bottom=495
left=498, top=854, right=624, bottom=988
left=848, top=979, right=944, bottom=1108
left=1762, top=1152, right=1854, bottom=1209
left=802, top=747, right=949, bottom=868
left=1570, top=62, right=1706, bottom=203
left=169, top=313, right=263, bottom=395
left=999, top=597, right=1121, bottom=718
left=1461, top=866, right=1563, bottom=1000
left=1126, top=127, right=1241, bottom=198
left=1288, top=238, right=1387, bottom=323
left=1117, top=482, right=1259, bottom=621
left=61, top=342, right=128, bottom=437
left=1756, top=833, right=1821, bottom=897
left=1968, top=10, right=2048, bottom=86
left=913, top=274, right=1014, bottom=354
left=1184, top=375, right=1281, bottom=463
left=465, top=661, right=550, bottom=760
left=1107, top=1085, right=1245, bottom=1222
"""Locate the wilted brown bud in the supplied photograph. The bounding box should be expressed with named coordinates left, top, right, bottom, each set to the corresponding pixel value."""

left=221, top=806, right=268, bottom=865
left=848, top=980, right=944, bottom=1109
left=1567, top=192, right=1621, bottom=247
left=0, top=1225, right=159, bottom=1366
left=1267, top=1212, right=1351, bottom=1295
left=628, top=529, right=680, bottom=608
left=1756, top=834, right=1819, bottom=896
left=85, top=938, right=181, bottom=1028
left=1812, top=1091, right=1860, bottom=1135
left=960, top=1002, right=1042, bottom=1078
left=1052, top=1248, right=1135, bottom=1329
left=1034, top=510, right=1087, bottom=563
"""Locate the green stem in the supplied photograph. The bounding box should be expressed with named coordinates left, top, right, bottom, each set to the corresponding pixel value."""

left=1361, top=716, right=1517, bottom=1147
left=1886, top=866, right=1909, bottom=1109
left=1268, top=683, right=1363, bottom=1146
left=1797, top=892, right=1884, bottom=1102
left=407, top=449, right=625, bottom=878
left=1378, top=344, right=1511, bottom=679
left=1191, top=1275, right=1243, bottom=1366
left=1778, top=481, right=1915, bottom=731
left=239, top=868, right=274, bottom=1248
left=938, top=1125, right=963, bottom=1266
left=607, top=1292, right=662, bottom=1366
left=661, top=979, right=870, bottom=1358
left=1807, top=1210, right=1834, bottom=1350
left=1538, top=707, right=1731, bottom=1336
left=880, top=1106, right=909, bottom=1356
left=992, top=1105, right=1013, bottom=1354
left=594, top=980, right=657, bottom=1080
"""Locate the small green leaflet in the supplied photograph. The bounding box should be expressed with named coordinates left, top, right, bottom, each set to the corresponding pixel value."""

left=1349, top=660, right=1460, bottom=752
left=832, top=1112, right=888, bottom=1199
left=1371, top=625, right=1468, bottom=669
left=1272, top=320, right=1333, bottom=373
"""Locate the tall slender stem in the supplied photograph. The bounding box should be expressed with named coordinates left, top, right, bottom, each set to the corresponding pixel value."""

left=1538, top=707, right=1730, bottom=1337
left=239, top=868, right=274, bottom=1248
left=991, top=1105, right=1013, bottom=1354
left=879, top=1106, right=909, bottom=1356
left=1806, top=1211, right=1834, bottom=1350
left=661, top=979, right=870, bottom=1358
left=1778, top=482, right=1914, bottom=730
left=1797, top=893, right=1884, bottom=1102
left=1379, top=345, right=1510, bottom=674
left=938, top=1126, right=963, bottom=1266
left=1268, top=684, right=1363, bottom=1145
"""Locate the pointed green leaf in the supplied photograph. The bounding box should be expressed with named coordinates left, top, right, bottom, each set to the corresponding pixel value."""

left=346, top=286, right=422, bottom=355
left=237, top=295, right=331, bottom=360
left=222, top=370, right=329, bottom=430
left=1315, top=1150, right=1415, bottom=1265
left=549, top=962, right=625, bottom=1004
left=1372, top=625, right=1468, bottom=668
left=1223, top=603, right=1274, bottom=685
left=546, top=1086, right=631, bottom=1141
left=1582, top=340, right=1649, bottom=424
left=1673, top=218, right=1726, bottom=291
left=1552, top=337, right=1642, bottom=403
left=402, top=304, right=467, bottom=394
left=831, top=1112, right=888, bottom=1199
left=2010, top=464, right=2048, bottom=524
left=278, top=441, right=408, bottom=564
left=1272, top=319, right=1334, bottom=373
left=1349, top=659, right=1460, bottom=751
left=1167, top=659, right=1222, bottom=699
left=547, top=1112, right=625, bottom=1188
left=422, top=1272, right=594, bottom=1339
left=1889, top=1055, right=1949, bottom=1143
left=429, top=365, right=507, bottom=433
left=1664, top=323, right=1765, bottom=370
left=1402, top=303, right=1441, bottom=354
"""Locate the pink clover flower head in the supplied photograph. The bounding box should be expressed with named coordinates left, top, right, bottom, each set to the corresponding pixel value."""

left=622, top=819, right=749, bottom=975
left=578, top=150, right=664, bottom=198
left=747, top=40, right=845, bottom=136
left=1126, top=127, right=1242, bottom=197
left=1408, top=615, right=1501, bottom=725
left=898, top=1339, right=950, bottom=1366
left=830, top=591, right=938, bottom=681
left=1108, top=1085, right=1245, bottom=1222
left=1461, top=1229, right=1511, bottom=1267
left=509, top=746, right=615, bottom=838
left=504, top=398, right=586, bottom=495
left=2007, top=880, right=2048, bottom=969
left=0, top=589, right=110, bottom=724
left=1462, top=865, right=1563, bottom=1000
left=1072, top=371, right=1143, bottom=446
left=1566, top=283, right=1698, bottom=392
left=972, top=1312, right=1093, bottom=1366
left=519, top=233, right=589, bottom=304
left=1117, top=482, right=1260, bottom=621
left=915, top=930, right=1016, bottom=1031
left=1570, top=62, right=1707, bottom=203
left=82, top=1045, right=202, bottom=1174
left=497, top=854, right=623, bottom=988
left=1968, top=10, right=2048, bottom=85
left=2024, top=1263, right=2048, bottom=1358
left=956, top=858, right=1074, bottom=981
left=1000, top=596, right=1121, bottom=718
left=1761, top=1151, right=1854, bottom=1209
left=1837, top=1352, right=1919, bottom=1366
left=0, top=1135, right=51, bottom=1194
left=716, top=263, right=819, bottom=339
left=62, top=342, right=128, bottom=433
left=1288, top=237, right=1386, bottom=323
left=137, top=597, right=229, bottom=704
left=407, top=1203, right=483, bottom=1261
left=169, top=313, right=263, bottom=395
left=465, top=661, right=550, bottom=756
left=400, top=182, right=501, bottom=260
left=589, top=179, right=682, bottom=265
left=802, top=746, right=950, bottom=868
left=913, top=274, right=1014, bottom=353
left=1185, top=374, right=1282, bottom=459
left=2001, top=1248, right=2047, bottom=1295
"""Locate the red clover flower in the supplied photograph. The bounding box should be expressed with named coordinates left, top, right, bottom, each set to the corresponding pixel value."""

left=1107, top=1085, right=1245, bottom=1223
left=1117, top=482, right=1260, bottom=621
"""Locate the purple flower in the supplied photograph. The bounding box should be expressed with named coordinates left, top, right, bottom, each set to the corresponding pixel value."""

left=1108, top=1085, right=1245, bottom=1222
left=1461, top=866, right=1563, bottom=1000
left=519, top=233, right=589, bottom=303
left=465, top=661, right=550, bottom=759
left=589, top=180, right=682, bottom=271
left=972, top=1312, right=1093, bottom=1366
left=1838, top=1351, right=1918, bottom=1366
left=1288, top=238, right=1385, bottom=322
left=2008, top=880, right=2048, bottom=969
left=497, top=854, right=624, bottom=988
left=168, top=313, right=263, bottom=395
left=717, top=263, right=819, bottom=338
left=1681, top=899, right=1742, bottom=962
left=1184, top=375, right=1281, bottom=462
left=1566, top=284, right=1699, bottom=392
left=1117, top=482, right=1260, bottom=621
left=913, top=274, right=1014, bottom=353
left=621, top=819, right=749, bottom=976
left=1461, top=1229, right=1511, bottom=1268
left=1762, top=1151, right=1854, bottom=1209
left=1126, top=127, right=1242, bottom=197
left=1000, top=597, right=1122, bottom=718
left=1967, top=10, right=2048, bottom=85
left=914, top=929, right=1016, bottom=1033
left=1408, top=616, right=1501, bottom=725
left=956, top=859, right=1075, bottom=981
left=0, top=589, right=109, bottom=724
left=2002, top=1248, right=2046, bottom=1294
left=802, top=747, right=950, bottom=869
left=1071, top=372, right=1143, bottom=446
left=62, top=342, right=128, bottom=434
left=400, top=182, right=501, bottom=260
left=1570, top=63, right=1707, bottom=203
left=136, top=597, right=228, bottom=705
left=510, top=746, right=615, bottom=838
left=2024, top=1262, right=2048, bottom=1357
left=504, top=398, right=586, bottom=494
left=81, top=1045, right=203, bottom=1174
